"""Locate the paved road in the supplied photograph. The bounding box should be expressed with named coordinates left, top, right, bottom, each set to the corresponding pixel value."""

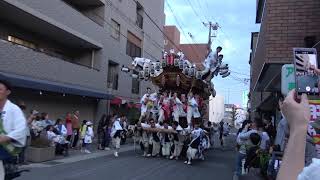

left=18, top=135, right=237, bottom=180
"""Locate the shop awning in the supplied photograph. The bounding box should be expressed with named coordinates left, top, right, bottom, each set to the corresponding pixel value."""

left=255, top=94, right=278, bottom=112
left=0, top=72, right=113, bottom=99
left=254, top=63, right=283, bottom=92
left=110, top=97, right=122, bottom=105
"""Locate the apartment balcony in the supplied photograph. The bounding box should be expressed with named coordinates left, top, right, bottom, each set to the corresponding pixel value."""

left=0, top=38, right=107, bottom=94
left=0, top=0, right=105, bottom=44
left=67, top=0, right=105, bottom=7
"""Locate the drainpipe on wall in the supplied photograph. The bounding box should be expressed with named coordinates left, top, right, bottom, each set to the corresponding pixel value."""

left=91, top=50, right=95, bottom=69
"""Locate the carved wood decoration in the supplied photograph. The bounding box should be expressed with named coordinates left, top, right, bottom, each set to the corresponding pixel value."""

left=151, top=66, right=210, bottom=99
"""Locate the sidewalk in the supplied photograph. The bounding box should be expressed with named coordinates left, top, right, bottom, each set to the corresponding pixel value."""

left=21, top=142, right=135, bottom=169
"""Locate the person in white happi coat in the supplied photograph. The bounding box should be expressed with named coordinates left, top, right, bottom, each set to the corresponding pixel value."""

left=186, top=92, right=200, bottom=127
left=185, top=122, right=206, bottom=165
left=149, top=92, right=158, bottom=121
left=142, top=119, right=161, bottom=157
left=160, top=122, right=173, bottom=158
left=131, top=57, right=152, bottom=71
left=201, top=46, right=222, bottom=80
left=170, top=121, right=187, bottom=160
left=138, top=121, right=150, bottom=157
left=139, top=88, right=152, bottom=122
left=0, top=80, right=27, bottom=179
left=111, top=116, right=123, bottom=157
left=172, top=92, right=184, bottom=123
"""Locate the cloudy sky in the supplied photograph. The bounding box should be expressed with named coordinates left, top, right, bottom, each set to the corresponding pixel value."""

left=164, top=0, right=259, bottom=107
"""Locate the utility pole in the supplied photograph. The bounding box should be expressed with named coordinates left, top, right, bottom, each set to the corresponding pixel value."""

left=203, top=21, right=219, bottom=55
left=208, top=21, right=212, bottom=51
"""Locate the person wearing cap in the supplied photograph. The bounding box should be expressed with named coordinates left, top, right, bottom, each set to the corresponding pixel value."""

left=0, top=80, right=27, bottom=179
left=83, top=121, right=94, bottom=154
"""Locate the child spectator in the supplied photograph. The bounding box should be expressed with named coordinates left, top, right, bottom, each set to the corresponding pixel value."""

left=244, top=133, right=262, bottom=170
left=83, top=121, right=94, bottom=154
left=80, top=120, right=88, bottom=152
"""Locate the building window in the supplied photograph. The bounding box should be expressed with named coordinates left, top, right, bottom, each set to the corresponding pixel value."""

left=111, top=19, right=120, bottom=41
left=131, top=70, right=140, bottom=94
left=8, top=35, right=36, bottom=49
left=126, top=31, right=142, bottom=58
left=136, top=2, right=143, bottom=29
left=107, top=61, right=119, bottom=90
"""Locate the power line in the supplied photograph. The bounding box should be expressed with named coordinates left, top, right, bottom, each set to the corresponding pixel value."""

left=194, top=0, right=210, bottom=22
left=184, top=0, right=207, bottom=23
left=165, top=0, right=203, bottom=62
left=230, top=71, right=250, bottom=77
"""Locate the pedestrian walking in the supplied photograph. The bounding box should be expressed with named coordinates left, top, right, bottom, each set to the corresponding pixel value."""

left=0, top=80, right=27, bottom=179
left=111, top=115, right=123, bottom=157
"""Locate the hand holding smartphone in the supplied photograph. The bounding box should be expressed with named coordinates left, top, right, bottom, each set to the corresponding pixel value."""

left=293, top=48, right=319, bottom=95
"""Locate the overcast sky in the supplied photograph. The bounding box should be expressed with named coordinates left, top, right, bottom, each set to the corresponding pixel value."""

left=164, top=0, right=259, bottom=107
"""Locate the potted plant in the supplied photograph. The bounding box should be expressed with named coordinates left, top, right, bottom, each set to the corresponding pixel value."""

left=26, top=136, right=55, bottom=163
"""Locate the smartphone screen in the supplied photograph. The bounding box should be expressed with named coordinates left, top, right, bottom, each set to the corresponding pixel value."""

left=293, top=48, right=319, bottom=95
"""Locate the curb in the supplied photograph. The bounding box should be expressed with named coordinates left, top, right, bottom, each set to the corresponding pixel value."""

left=21, top=144, right=135, bottom=169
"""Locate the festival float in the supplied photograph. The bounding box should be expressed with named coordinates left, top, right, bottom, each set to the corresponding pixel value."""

left=122, top=45, right=230, bottom=127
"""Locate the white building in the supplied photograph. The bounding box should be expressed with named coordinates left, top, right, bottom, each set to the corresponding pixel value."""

left=209, top=95, right=225, bottom=123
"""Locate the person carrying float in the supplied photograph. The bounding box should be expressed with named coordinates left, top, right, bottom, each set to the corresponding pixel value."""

left=170, top=121, right=186, bottom=160
left=184, top=121, right=208, bottom=165
left=160, top=121, right=173, bottom=159
left=141, top=119, right=161, bottom=157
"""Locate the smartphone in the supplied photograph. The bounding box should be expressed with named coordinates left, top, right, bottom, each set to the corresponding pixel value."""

left=293, top=48, right=319, bottom=95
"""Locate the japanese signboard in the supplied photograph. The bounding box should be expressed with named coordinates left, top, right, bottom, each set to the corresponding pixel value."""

left=281, top=64, right=320, bottom=120
left=281, top=64, right=295, bottom=96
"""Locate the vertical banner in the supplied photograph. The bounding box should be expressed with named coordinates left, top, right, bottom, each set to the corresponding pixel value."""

left=309, top=100, right=320, bottom=121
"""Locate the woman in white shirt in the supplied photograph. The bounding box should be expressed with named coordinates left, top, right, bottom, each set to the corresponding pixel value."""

left=54, top=118, right=67, bottom=137
left=46, top=125, right=69, bottom=156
